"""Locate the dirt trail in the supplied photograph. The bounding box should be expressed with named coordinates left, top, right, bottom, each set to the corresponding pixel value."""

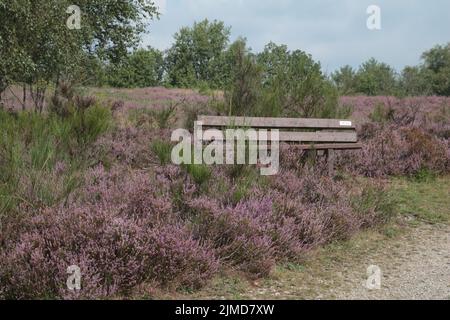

left=329, top=223, right=450, bottom=300
left=242, top=223, right=450, bottom=300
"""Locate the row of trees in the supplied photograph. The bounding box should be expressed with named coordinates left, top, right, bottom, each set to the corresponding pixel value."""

left=95, top=19, right=449, bottom=97
left=332, top=44, right=450, bottom=96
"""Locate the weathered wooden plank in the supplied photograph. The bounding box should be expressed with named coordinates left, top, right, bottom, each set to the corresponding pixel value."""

left=198, top=115, right=356, bottom=129
left=202, top=131, right=357, bottom=143
left=278, top=131, right=357, bottom=142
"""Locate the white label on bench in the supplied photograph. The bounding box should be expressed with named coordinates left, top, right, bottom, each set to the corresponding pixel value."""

left=340, top=121, right=352, bottom=127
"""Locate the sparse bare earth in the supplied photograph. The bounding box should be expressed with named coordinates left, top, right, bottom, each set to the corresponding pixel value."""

left=327, top=223, right=450, bottom=300
left=248, top=223, right=450, bottom=300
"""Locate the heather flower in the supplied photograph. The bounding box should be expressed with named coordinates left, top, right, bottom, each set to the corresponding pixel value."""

left=0, top=165, right=217, bottom=299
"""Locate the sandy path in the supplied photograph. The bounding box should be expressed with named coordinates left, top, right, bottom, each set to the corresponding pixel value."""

left=331, top=223, right=450, bottom=300
left=176, top=223, right=450, bottom=300
left=234, top=223, right=450, bottom=300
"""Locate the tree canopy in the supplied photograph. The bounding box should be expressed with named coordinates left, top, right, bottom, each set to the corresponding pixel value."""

left=164, top=19, right=231, bottom=89
left=0, top=0, right=159, bottom=108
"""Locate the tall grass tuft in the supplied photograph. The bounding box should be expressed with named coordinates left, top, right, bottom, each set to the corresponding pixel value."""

left=0, top=105, right=111, bottom=216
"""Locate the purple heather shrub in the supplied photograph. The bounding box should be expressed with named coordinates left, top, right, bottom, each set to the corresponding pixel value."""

left=270, top=168, right=343, bottom=205
left=143, top=223, right=218, bottom=290
left=91, top=127, right=172, bottom=169
left=186, top=167, right=374, bottom=274
left=268, top=168, right=388, bottom=250
left=340, top=96, right=450, bottom=123
left=187, top=196, right=276, bottom=277
left=0, top=165, right=217, bottom=299
left=339, top=125, right=449, bottom=177
left=279, top=143, right=306, bottom=171
left=154, top=165, right=199, bottom=213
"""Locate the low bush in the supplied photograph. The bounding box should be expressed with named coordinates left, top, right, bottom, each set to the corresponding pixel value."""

left=0, top=166, right=218, bottom=299
left=184, top=164, right=212, bottom=186
left=181, top=167, right=393, bottom=277
left=0, top=107, right=110, bottom=215
left=187, top=196, right=276, bottom=277
left=339, top=125, right=449, bottom=177
left=151, top=139, right=173, bottom=165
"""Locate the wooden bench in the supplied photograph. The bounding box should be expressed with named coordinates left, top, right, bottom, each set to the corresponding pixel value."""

left=197, top=115, right=362, bottom=175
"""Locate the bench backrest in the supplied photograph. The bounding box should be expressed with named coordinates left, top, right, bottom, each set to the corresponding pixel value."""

left=197, top=116, right=361, bottom=148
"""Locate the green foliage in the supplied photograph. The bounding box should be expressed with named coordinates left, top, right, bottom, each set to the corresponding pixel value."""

left=329, top=43, right=450, bottom=97
left=421, top=43, right=450, bottom=96
left=151, top=140, right=172, bottom=165
left=165, top=19, right=231, bottom=89
left=0, top=106, right=109, bottom=214
left=48, top=82, right=112, bottom=145
left=183, top=102, right=212, bottom=130
left=331, top=65, right=357, bottom=95
left=72, top=105, right=112, bottom=145
left=392, top=176, right=450, bottom=224
left=224, top=38, right=263, bottom=116
left=107, top=48, right=164, bottom=88
left=185, top=164, right=212, bottom=186
left=412, top=167, right=437, bottom=183
left=218, top=40, right=342, bottom=118
left=352, top=181, right=396, bottom=225
left=354, top=58, right=399, bottom=96
left=151, top=104, right=178, bottom=129
left=0, top=0, right=159, bottom=107
left=399, top=66, right=433, bottom=96
left=256, top=42, right=339, bottom=118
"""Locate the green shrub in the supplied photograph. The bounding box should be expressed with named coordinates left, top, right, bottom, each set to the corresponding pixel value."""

left=151, top=140, right=173, bottom=165
left=71, top=105, right=112, bottom=145
left=412, top=167, right=437, bottom=183
left=224, top=38, right=263, bottom=116
left=106, top=48, right=164, bottom=88
left=185, top=164, right=211, bottom=186
left=369, top=103, right=394, bottom=124
left=352, top=181, right=396, bottom=226
left=256, top=43, right=339, bottom=118
left=151, top=105, right=177, bottom=129
left=0, top=105, right=109, bottom=216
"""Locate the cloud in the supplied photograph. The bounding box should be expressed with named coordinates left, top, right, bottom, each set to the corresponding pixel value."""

left=144, top=0, right=450, bottom=71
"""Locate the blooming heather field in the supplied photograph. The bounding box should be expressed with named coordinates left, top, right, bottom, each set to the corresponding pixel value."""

left=0, top=87, right=449, bottom=299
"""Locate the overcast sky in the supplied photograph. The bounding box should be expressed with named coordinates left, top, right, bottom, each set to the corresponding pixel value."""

left=144, top=0, right=450, bottom=73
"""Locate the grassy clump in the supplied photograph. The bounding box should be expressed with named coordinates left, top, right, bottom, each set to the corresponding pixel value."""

left=0, top=106, right=111, bottom=215
left=151, top=139, right=173, bottom=165
left=185, top=164, right=212, bottom=186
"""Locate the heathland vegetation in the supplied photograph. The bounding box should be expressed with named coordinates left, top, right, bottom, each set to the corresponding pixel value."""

left=0, top=2, right=449, bottom=299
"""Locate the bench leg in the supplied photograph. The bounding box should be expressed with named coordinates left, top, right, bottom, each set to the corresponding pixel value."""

left=327, top=149, right=335, bottom=177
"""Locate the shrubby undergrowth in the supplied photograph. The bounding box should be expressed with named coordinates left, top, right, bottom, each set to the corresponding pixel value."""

left=0, top=162, right=393, bottom=299
left=1, top=90, right=448, bottom=299
left=337, top=97, right=450, bottom=177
